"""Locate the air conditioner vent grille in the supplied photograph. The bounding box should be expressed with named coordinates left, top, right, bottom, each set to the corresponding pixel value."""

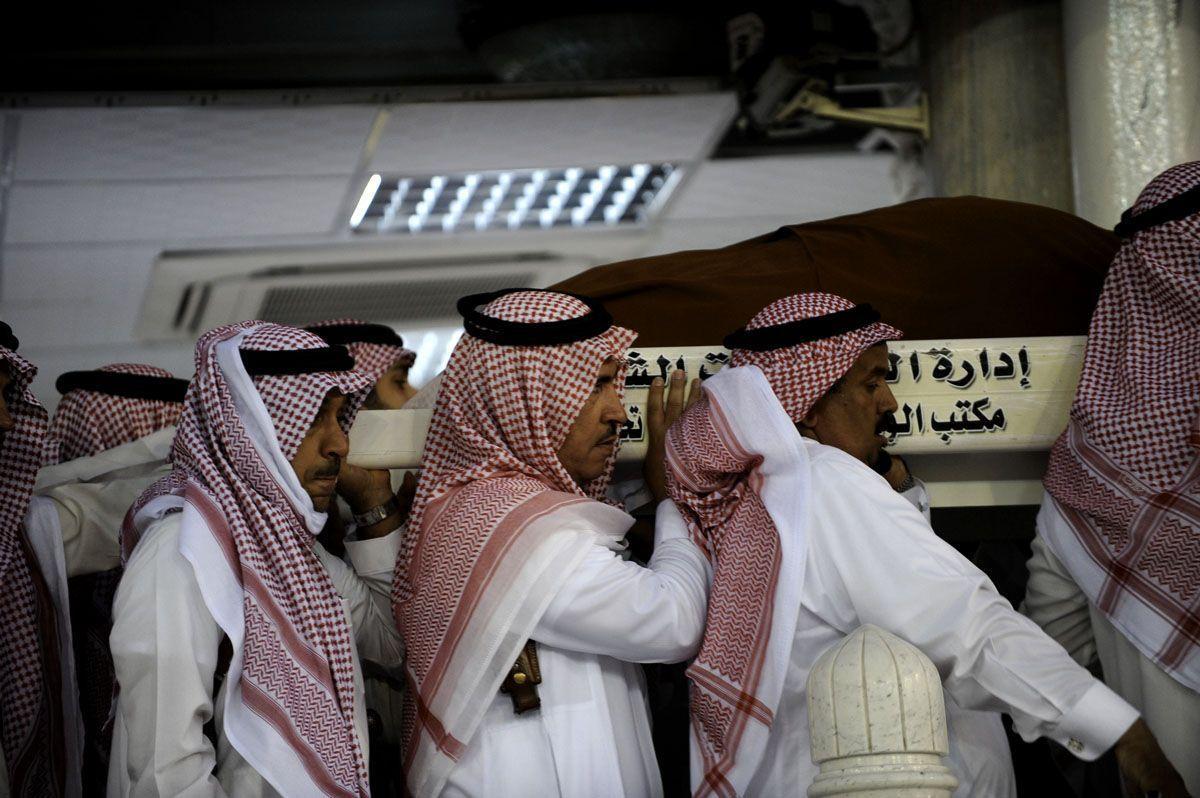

left=258, top=272, right=536, bottom=326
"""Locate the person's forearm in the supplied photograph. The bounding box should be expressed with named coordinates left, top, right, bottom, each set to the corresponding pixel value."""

left=1022, top=533, right=1097, bottom=668
left=535, top=538, right=711, bottom=663
left=327, top=531, right=405, bottom=662
left=854, top=549, right=1135, bottom=757
left=535, top=502, right=711, bottom=663
left=822, top=480, right=1136, bottom=759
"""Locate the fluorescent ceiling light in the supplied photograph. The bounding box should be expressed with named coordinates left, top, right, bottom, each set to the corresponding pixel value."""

left=350, top=163, right=678, bottom=235
left=349, top=173, right=382, bottom=229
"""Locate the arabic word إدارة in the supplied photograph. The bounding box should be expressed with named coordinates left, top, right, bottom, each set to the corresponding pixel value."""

left=886, top=347, right=1032, bottom=390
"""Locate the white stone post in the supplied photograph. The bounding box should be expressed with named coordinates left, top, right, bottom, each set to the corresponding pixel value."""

left=807, top=624, right=958, bottom=797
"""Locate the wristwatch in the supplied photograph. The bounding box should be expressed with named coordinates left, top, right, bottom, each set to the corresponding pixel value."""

left=352, top=496, right=399, bottom=527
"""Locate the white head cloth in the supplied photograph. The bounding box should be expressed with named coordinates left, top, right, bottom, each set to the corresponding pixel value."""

left=1044, top=161, right=1200, bottom=690
left=392, top=290, right=637, bottom=797
left=668, top=292, right=901, bottom=797
left=123, top=321, right=374, bottom=797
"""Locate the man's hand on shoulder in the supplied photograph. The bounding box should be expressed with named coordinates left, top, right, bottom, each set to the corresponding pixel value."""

left=644, top=369, right=701, bottom=504
left=1114, top=718, right=1191, bottom=798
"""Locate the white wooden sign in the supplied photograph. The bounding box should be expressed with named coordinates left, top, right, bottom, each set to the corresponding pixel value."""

left=348, top=336, right=1086, bottom=507
left=609, top=336, right=1085, bottom=457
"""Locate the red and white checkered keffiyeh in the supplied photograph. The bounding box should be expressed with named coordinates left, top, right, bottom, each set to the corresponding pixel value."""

left=121, top=321, right=376, bottom=796
left=392, top=291, right=637, bottom=798
left=0, top=343, right=67, bottom=797
left=306, top=318, right=416, bottom=382
left=727, top=292, right=903, bottom=422
left=1044, top=161, right=1200, bottom=690
left=47, top=363, right=184, bottom=464
left=668, top=292, right=900, bottom=797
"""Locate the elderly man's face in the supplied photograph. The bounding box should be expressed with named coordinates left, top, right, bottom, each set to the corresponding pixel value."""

left=798, top=343, right=898, bottom=468
left=290, top=390, right=350, bottom=511
left=0, top=363, right=13, bottom=440
left=557, top=358, right=628, bottom=485
left=364, top=361, right=418, bottom=410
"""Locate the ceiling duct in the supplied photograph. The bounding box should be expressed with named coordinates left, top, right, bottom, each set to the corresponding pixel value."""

left=255, top=272, right=537, bottom=327
left=135, top=236, right=648, bottom=342
left=462, top=7, right=727, bottom=82
left=126, top=92, right=737, bottom=341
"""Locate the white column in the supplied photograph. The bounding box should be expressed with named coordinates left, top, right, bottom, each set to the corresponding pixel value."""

left=1063, top=0, right=1200, bottom=227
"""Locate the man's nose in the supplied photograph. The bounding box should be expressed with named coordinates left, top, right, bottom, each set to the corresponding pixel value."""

left=324, top=426, right=350, bottom=460
left=879, top=383, right=899, bottom=415
left=603, top=390, right=628, bottom=426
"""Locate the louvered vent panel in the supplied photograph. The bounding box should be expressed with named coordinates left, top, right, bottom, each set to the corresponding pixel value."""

left=351, top=164, right=679, bottom=234
left=257, top=272, right=536, bottom=326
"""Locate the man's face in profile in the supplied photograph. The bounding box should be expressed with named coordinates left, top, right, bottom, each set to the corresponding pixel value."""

left=798, top=343, right=899, bottom=467
left=289, top=390, right=350, bottom=511
left=364, top=361, right=418, bottom=410
left=557, top=357, right=628, bottom=484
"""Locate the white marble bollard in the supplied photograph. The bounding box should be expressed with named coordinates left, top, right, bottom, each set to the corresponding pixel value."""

left=807, top=625, right=958, bottom=797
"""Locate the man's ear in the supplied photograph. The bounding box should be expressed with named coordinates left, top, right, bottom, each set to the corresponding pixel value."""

left=797, top=403, right=821, bottom=436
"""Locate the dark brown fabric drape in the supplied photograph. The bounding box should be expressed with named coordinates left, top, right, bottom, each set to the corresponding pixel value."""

left=553, top=196, right=1118, bottom=345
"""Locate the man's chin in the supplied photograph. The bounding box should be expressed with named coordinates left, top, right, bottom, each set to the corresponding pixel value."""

left=306, top=488, right=335, bottom=512
left=574, top=462, right=609, bottom=485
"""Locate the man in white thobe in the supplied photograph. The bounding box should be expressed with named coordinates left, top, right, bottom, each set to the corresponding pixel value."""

left=305, top=318, right=421, bottom=793
left=109, top=322, right=407, bottom=796
left=28, top=363, right=188, bottom=792
left=1026, top=161, right=1200, bottom=795
left=666, top=292, right=1187, bottom=797
left=393, top=289, right=710, bottom=798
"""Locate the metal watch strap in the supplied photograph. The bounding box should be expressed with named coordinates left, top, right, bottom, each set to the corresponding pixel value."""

left=890, top=454, right=917, bottom=493
left=352, top=496, right=399, bottom=527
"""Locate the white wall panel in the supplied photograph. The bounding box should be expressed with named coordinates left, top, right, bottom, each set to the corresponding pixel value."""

left=1, top=294, right=145, bottom=349
left=4, top=177, right=351, bottom=244
left=2, top=245, right=161, bottom=303
left=663, top=153, right=896, bottom=221
left=17, top=341, right=196, bottom=415
left=370, top=93, right=736, bottom=174
left=14, top=106, right=378, bottom=181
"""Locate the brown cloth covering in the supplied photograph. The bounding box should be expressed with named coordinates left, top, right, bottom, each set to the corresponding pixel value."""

left=552, top=197, right=1118, bottom=345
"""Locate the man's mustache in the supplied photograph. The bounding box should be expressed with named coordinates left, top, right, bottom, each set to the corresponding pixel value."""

left=598, top=423, right=621, bottom=445
left=876, top=413, right=896, bottom=435
left=312, top=456, right=341, bottom=479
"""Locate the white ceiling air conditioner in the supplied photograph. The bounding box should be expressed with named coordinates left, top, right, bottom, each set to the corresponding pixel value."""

left=131, top=93, right=738, bottom=340
left=134, top=231, right=652, bottom=341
